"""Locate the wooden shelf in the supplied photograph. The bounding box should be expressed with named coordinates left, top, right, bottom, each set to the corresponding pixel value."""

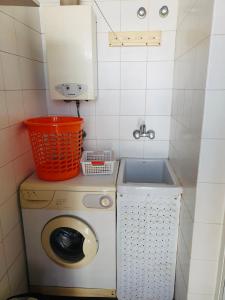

left=109, top=31, right=161, bottom=47
left=0, top=0, right=39, bottom=6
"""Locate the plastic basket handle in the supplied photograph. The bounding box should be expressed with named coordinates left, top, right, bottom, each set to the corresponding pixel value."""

left=91, top=161, right=105, bottom=166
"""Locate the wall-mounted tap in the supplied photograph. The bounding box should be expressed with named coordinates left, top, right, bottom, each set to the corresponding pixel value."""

left=133, top=123, right=155, bottom=140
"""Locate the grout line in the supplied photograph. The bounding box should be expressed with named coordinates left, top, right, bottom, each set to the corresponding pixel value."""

left=98, top=59, right=174, bottom=63
left=0, top=49, right=44, bottom=64
left=118, top=0, right=122, bottom=158
left=0, top=89, right=46, bottom=92
left=0, top=8, right=42, bottom=34
left=0, top=192, right=18, bottom=209
left=211, top=33, right=225, bottom=37
left=0, top=149, right=32, bottom=170
left=175, top=34, right=211, bottom=61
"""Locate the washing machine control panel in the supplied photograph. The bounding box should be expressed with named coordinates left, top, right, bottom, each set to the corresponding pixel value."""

left=42, top=191, right=115, bottom=210
left=83, top=194, right=113, bottom=209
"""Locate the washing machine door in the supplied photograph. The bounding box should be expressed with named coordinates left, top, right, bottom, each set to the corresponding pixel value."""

left=41, top=216, right=98, bottom=268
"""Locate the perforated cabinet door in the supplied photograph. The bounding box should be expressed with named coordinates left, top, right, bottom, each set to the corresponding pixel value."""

left=117, top=192, right=181, bottom=300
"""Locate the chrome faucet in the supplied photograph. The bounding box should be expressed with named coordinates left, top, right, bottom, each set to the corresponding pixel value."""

left=133, top=123, right=155, bottom=140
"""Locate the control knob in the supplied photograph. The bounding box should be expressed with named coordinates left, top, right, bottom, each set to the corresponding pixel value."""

left=100, top=196, right=112, bottom=208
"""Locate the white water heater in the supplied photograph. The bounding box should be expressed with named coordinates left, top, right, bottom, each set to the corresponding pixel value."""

left=42, top=5, right=97, bottom=100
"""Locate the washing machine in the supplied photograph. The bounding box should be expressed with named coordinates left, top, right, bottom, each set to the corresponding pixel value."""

left=20, top=162, right=119, bottom=298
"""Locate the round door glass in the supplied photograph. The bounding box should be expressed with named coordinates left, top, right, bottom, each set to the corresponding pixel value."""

left=50, top=227, right=85, bottom=263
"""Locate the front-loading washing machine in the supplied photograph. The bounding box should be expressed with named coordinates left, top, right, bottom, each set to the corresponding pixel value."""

left=20, top=162, right=119, bottom=298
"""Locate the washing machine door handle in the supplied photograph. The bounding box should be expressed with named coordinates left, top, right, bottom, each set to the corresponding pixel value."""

left=83, top=228, right=98, bottom=258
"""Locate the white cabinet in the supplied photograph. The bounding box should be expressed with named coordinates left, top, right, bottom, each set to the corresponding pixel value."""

left=42, top=5, right=97, bottom=100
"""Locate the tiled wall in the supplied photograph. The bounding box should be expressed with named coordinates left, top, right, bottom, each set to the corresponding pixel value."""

left=40, top=0, right=178, bottom=159
left=199, top=0, right=225, bottom=298
left=169, top=0, right=215, bottom=299
left=0, top=6, right=47, bottom=300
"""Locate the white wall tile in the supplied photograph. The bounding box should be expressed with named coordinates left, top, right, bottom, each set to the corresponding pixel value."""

left=15, top=22, right=43, bottom=61
left=15, top=279, right=28, bottom=295
left=1, top=53, right=21, bottom=90
left=121, top=47, right=147, bottom=62
left=194, top=38, right=210, bottom=90
left=195, top=183, right=225, bottom=224
left=175, top=0, right=213, bottom=59
left=22, top=90, right=47, bottom=118
left=78, top=100, right=95, bottom=117
left=7, top=252, right=26, bottom=294
left=0, top=128, right=12, bottom=167
left=0, top=12, right=17, bottom=55
left=202, top=90, right=225, bottom=139
left=0, top=242, right=7, bottom=280
left=0, top=91, right=8, bottom=129
left=97, top=33, right=120, bottom=62
left=148, top=0, right=178, bottom=31
left=212, top=0, right=225, bottom=34
left=120, top=140, right=144, bottom=158
left=98, top=62, right=120, bottom=89
left=147, top=61, right=174, bottom=89
left=93, top=0, right=121, bottom=33
left=121, top=0, right=148, bottom=31
left=179, top=200, right=194, bottom=255
left=188, top=293, right=214, bottom=300
left=96, top=116, right=119, bottom=140
left=9, top=6, right=27, bottom=24
left=177, top=228, right=191, bottom=288
left=9, top=125, right=30, bottom=161
left=3, top=225, right=23, bottom=269
left=177, top=0, right=196, bottom=26
left=83, top=116, right=96, bottom=140
left=0, top=57, right=4, bottom=90
left=19, top=58, right=45, bottom=90
left=191, top=222, right=222, bottom=261
left=189, top=90, right=205, bottom=138
left=188, top=259, right=218, bottom=294
left=145, top=116, right=170, bottom=140
left=96, top=139, right=120, bottom=159
left=195, top=0, right=214, bottom=43
left=13, top=7, right=41, bottom=32
left=27, top=8, right=42, bottom=31
left=120, top=90, right=145, bottom=116
left=0, top=194, right=20, bottom=238
left=198, top=139, right=225, bottom=183
left=148, top=31, right=176, bottom=61
left=121, top=62, right=146, bottom=89
left=83, top=139, right=96, bottom=152
left=0, top=6, right=14, bottom=17
left=206, top=35, right=225, bottom=90
left=146, top=90, right=172, bottom=115
left=0, top=275, right=10, bottom=300
left=6, top=91, right=24, bottom=126
left=0, top=162, right=16, bottom=205
left=143, top=141, right=169, bottom=158
left=175, top=259, right=187, bottom=300
left=96, top=90, right=120, bottom=115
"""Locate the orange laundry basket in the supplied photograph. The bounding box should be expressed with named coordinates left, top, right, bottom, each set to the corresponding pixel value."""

left=24, top=116, right=84, bottom=181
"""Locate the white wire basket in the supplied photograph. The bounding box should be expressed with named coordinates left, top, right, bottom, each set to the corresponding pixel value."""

left=81, top=150, right=115, bottom=175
